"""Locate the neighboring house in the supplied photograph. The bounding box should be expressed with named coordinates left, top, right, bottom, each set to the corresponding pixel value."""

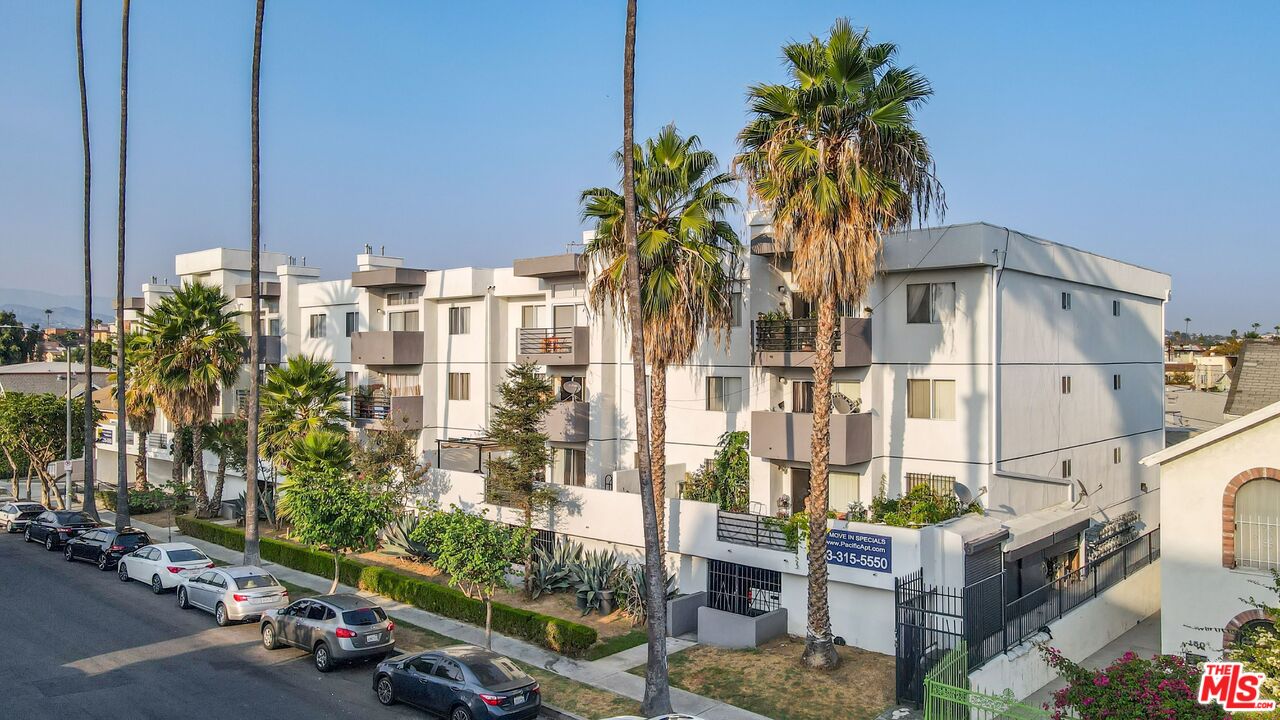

left=1142, top=400, right=1280, bottom=661
left=1194, top=354, right=1235, bottom=392
left=1225, top=340, right=1280, bottom=419
left=1165, top=362, right=1194, bottom=383
left=97, top=221, right=1168, bottom=678
left=0, top=361, right=108, bottom=397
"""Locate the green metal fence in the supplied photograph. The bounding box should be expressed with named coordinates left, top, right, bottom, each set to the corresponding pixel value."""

left=924, top=641, right=1069, bottom=720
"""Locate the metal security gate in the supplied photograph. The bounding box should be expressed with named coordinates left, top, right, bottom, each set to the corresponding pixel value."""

left=923, top=641, right=1061, bottom=720
left=895, top=569, right=965, bottom=706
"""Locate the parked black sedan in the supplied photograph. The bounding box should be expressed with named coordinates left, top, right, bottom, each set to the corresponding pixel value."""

left=373, top=645, right=540, bottom=720
left=23, top=510, right=101, bottom=550
left=64, top=526, right=152, bottom=570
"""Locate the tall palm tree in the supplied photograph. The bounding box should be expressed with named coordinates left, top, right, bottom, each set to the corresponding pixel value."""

left=616, top=0, right=672, bottom=714
left=581, top=125, right=740, bottom=546
left=245, top=0, right=267, bottom=566
left=141, top=282, right=247, bottom=517
left=76, top=0, right=97, bottom=519
left=113, top=0, right=132, bottom=531
left=736, top=19, right=942, bottom=669
left=111, top=331, right=158, bottom=490
left=258, top=355, right=350, bottom=465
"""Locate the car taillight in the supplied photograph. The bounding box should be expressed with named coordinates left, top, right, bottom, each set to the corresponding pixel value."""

left=166, top=566, right=183, bottom=574
left=478, top=694, right=503, bottom=706
left=232, top=594, right=249, bottom=602
left=334, top=627, right=357, bottom=638
left=109, top=545, right=125, bottom=552
left=530, top=682, right=540, bottom=694
left=387, top=620, right=395, bottom=631
left=205, top=562, right=215, bottom=568
left=281, top=590, right=289, bottom=597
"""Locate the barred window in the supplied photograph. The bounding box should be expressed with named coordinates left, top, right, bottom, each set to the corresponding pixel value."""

left=707, top=560, right=781, bottom=617
left=1236, top=480, right=1280, bottom=571
left=906, top=472, right=955, bottom=498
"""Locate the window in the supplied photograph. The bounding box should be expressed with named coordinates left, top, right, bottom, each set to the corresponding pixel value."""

left=1113, top=447, right=1122, bottom=464
left=908, top=379, right=955, bottom=420
left=553, top=304, right=577, bottom=328
left=1062, top=459, right=1072, bottom=478
left=308, top=313, right=326, bottom=338
left=554, top=375, right=585, bottom=402
left=555, top=448, right=586, bottom=487
left=433, top=661, right=463, bottom=682
left=345, top=311, right=358, bottom=337
left=829, top=472, right=861, bottom=512
left=1061, top=376, right=1072, bottom=394
left=1113, top=374, right=1122, bottom=390
left=389, top=310, right=419, bottom=331
left=521, top=305, right=541, bottom=328
left=448, top=373, right=470, bottom=401
left=707, top=560, right=781, bottom=617
left=448, top=306, right=470, bottom=335
left=792, top=381, right=815, bottom=413
left=730, top=289, right=743, bottom=327
left=345, top=372, right=358, bottom=391
left=408, top=657, right=436, bottom=675
left=906, top=282, right=956, bottom=324
left=907, top=473, right=956, bottom=498
left=1235, top=480, right=1280, bottom=570
left=706, top=376, right=742, bottom=412
left=1061, top=292, right=1072, bottom=310
left=1112, top=299, right=1121, bottom=317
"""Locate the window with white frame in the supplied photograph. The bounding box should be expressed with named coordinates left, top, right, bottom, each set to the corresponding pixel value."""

left=1061, top=292, right=1072, bottom=310
left=345, top=311, right=358, bottom=337
left=829, top=471, right=861, bottom=512
left=1113, top=447, right=1122, bottom=464
left=308, top=313, right=326, bottom=338
left=907, top=379, right=955, bottom=420
left=520, top=305, right=541, bottom=328
left=448, top=372, right=470, bottom=401
left=706, top=376, right=743, bottom=412
left=390, top=310, right=420, bottom=332
left=1061, top=376, right=1072, bottom=394
left=554, top=447, right=586, bottom=487
left=1062, top=459, right=1072, bottom=478
left=448, top=306, right=470, bottom=335
left=1235, top=480, right=1280, bottom=571
left=906, top=282, right=956, bottom=324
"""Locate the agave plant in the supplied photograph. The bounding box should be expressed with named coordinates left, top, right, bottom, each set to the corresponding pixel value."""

left=530, top=538, right=582, bottom=599
left=572, top=548, right=623, bottom=615
left=618, top=563, right=678, bottom=626
left=383, top=514, right=436, bottom=563
left=235, top=484, right=278, bottom=527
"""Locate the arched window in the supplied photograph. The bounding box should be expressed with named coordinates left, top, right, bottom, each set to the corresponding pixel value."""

left=1238, top=618, right=1278, bottom=646
left=1235, top=479, right=1280, bottom=570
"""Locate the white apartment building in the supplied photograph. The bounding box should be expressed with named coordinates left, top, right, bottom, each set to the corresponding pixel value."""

left=95, top=220, right=1168, bottom=691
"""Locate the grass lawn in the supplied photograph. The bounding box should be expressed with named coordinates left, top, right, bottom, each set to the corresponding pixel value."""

left=583, top=629, right=647, bottom=660
left=632, top=635, right=895, bottom=720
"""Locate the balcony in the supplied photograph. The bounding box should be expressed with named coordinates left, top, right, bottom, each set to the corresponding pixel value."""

left=513, top=253, right=585, bottom=279
left=754, top=317, right=871, bottom=368
left=351, top=267, right=428, bottom=288
left=241, top=335, right=282, bottom=365
left=749, top=410, right=872, bottom=466
left=113, top=296, right=144, bottom=311
left=516, top=327, right=589, bottom=366
left=717, top=510, right=790, bottom=552
left=233, top=281, right=281, bottom=299
left=351, top=330, right=424, bottom=366
left=352, top=392, right=424, bottom=431
left=541, top=400, right=588, bottom=443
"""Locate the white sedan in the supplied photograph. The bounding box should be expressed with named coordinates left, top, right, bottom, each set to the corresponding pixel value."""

left=117, top=542, right=215, bottom=594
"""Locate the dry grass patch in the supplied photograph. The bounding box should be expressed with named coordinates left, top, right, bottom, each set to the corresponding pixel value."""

left=636, top=635, right=895, bottom=720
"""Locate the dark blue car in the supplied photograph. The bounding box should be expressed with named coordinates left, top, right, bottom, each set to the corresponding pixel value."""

left=373, top=645, right=540, bottom=720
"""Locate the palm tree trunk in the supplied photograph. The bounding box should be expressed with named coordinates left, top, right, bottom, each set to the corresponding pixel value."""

left=77, top=0, right=97, bottom=521
left=243, top=0, right=266, bottom=567
left=802, top=293, right=839, bottom=670
left=191, top=423, right=210, bottom=515
left=620, top=1, right=672, bottom=714
left=208, top=453, right=227, bottom=518
left=650, top=359, right=667, bottom=550
left=113, top=0, right=131, bottom=532
left=134, top=429, right=148, bottom=490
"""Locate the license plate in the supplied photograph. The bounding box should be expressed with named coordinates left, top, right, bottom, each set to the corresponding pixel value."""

left=367, top=633, right=381, bottom=642
left=252, top=596, right=274, bottom=604
left=513, top=694, right=525, bottom=704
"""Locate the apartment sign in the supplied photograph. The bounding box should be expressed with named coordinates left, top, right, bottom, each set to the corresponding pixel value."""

left=826, top=529, right=891, bottom=573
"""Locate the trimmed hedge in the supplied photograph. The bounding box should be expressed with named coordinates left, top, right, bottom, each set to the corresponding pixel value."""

left=97, top=489, right=168, bottom=515
left=174, top=516, right=597, bottom=656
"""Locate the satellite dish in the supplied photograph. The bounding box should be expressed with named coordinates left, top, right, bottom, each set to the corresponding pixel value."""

left=832, top=393, right=853, bottom=414
left=562, top=380, right=582, bottom=395
left=954, top=483, right=974, bottom=505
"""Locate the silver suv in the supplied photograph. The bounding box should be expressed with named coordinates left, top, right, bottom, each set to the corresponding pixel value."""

left=260, top=593, right=396, bottom=672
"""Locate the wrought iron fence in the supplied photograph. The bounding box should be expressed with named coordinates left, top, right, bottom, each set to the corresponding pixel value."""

left=707, top=559, right=781, bottom=617
left=754, top=318, right=843, bottom=353
left=518, top=327, right=576, bottom=355
left=923, top=641, right=1068, bottom=720
left=352, top=392, right=391, bottom=421
left=715, top=510, right=791, bottom=552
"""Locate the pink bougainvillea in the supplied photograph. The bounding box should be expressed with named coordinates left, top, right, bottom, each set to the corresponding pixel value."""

left=1038, top=646, right=1229, bottom=720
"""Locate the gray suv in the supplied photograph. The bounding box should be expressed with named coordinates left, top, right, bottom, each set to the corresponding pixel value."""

left=260, top=594, right=395, bottom=672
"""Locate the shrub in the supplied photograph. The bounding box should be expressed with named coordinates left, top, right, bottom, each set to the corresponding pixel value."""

left=97, top=488, right=168, bottom=515
left=173, top=516, right=597, bottom=656
left=1039, top=646, right=1228, bottom=720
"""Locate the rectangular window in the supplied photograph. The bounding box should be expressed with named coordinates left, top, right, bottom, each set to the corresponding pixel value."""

left=448, top=307, right=470, bottom=335
left=345, top=372, right=358, bottom=391
left=707, top=560, right=781, bottom=617
left=706, top=376, right=742, bottom=412
left=730, top=290, right=743, bottom=327
left=553, top=304, right=577, bottom=329
left=447, top=372, right=470, bottom=401
left=1061, top=376, right=1072, bottom=394
left=829, top=471, right=861, bottom=512
left=520, top=305, right=540, bottom=328
left=554, top=375, right=585, bottom=402
left=908, top=379, right=955, bottom=420
left=555, top=448, right=586, bottom=487
left=1113, top=447, right=1122, bottom=464
left=390, top=310, right=420, bottom=332
left=907, top=472, right=956, bottom=498
left=792, top=381, right=815, bottom=414
left=1061, top=292, right=1072, bottom=310
left=1113, top=374, right=1122, bottom=390
left=344, top=311, right=358, bottom=337
left=907, top=282, right=956, bottom=324
left=1062, top=459, right=1072, bottom=478
left=1112, top=299, right=1120, bottom=317
left=308, top=314, right=326, bottom=339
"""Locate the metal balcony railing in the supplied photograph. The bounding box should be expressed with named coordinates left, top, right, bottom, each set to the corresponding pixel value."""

left=352, top=393, right=392, bottom=421
left=518, top=328, right=576, bottom=355
left=146, top=433, right=170, bottom=452
left=716, top=510, right=791, bottom=552
left=753, top=318, right=843, bottom=353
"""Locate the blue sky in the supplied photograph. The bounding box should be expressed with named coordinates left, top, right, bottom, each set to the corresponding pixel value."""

left=2, top=1, right=1276, bottom=333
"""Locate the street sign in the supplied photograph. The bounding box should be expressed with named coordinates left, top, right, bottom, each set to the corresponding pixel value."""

left=826, top=528, right=891, bottom=573
left=64, top=460, right=73, bottom=474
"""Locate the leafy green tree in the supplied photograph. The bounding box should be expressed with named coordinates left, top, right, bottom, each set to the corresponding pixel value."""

left=411, top=505, right=530, bottom=650
left=205, top=417, right=247, bottom=516
left=0, top=311, right=31, bottom=365
left=735, top=18, right=943, bottom=669
left=277, top=430, right=399, bottom=593
left=0, top=392, right=88, bottom=509
left=259, top=355, right=349, bottom=467
left=69, top=339, right=114, bottom=368
left=683, top=431, right=750, bottom=512
left=485, top=362, right=557, bottom=595
left=140, top=282, right=247, bottom=516
left=352, top=418, right=428, bottom=503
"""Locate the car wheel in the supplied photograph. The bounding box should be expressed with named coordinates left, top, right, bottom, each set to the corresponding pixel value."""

left=63, top=545, right=74, bottom=562
left=151, top=574, right=164, bottom=594
left=177, top=587, right=190, bottom=609
left=215, top=603, right=230, bottom=627
left=313, top=642, right=333, bottom=673
left=97, top=552, right=110, bottom=571
left=44, top=534, right=56, bottom=551
left=117, top=563, right=130, bottom=582
left=23, top=527, right=32, bottom=542
left=450, top=705, right=473, bottom=720
left=261, top=623, right=279, bottom=650
left=375, top=675, right=396, bottom=706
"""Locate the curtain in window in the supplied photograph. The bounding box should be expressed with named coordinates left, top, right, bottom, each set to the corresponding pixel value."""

left=906, top=284, right=931, bottom=323
left=1237, top=480, right=1280, bottom=570
left=907, top=379, right=931, bottom=418
left=933, top=380, right=956, bottom=420
left=829, top=472, right=861, bottom=512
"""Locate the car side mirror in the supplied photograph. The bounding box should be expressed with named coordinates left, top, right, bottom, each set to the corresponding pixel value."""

left=275, top=608, right=285, bottom=616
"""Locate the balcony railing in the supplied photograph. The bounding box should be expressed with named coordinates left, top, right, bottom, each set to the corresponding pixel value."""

left=755, top=318, right=831, bottom=353
left=352, top=392, right=392, bottom=421
left=716, top=510, right=791, bottom=552
left=351, top=390, right=424, bottom=430
left=753, top=316, right=871, bottom=367
left=516, top=327, right=589, bottom=366
left=146, top=432, right=170, bottom=453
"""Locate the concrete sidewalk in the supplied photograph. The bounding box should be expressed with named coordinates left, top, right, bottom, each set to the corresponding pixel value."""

left=108, top=512, right=770, bottom=720
left=1021, top=611, right=1161, bottom=709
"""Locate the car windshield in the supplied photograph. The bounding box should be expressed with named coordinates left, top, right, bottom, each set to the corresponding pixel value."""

left=18, top=504, right=44, bottom=512
left=167, top=549, right=208, bottom=562
left=468, top=657, right=527, bottom=688
left=341, top=607, right=386, bottom=626
left=234, top=574, right=278, bottom=590
left=56, top=511, right=94, bottom=524
left=117, top=534, right=150, bottom=548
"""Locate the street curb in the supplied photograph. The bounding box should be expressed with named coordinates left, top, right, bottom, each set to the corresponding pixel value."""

left=541, top=703, right=590, bottom=720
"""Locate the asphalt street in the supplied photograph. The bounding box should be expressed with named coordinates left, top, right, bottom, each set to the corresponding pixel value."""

left=0, top=530, right=427, bottom=719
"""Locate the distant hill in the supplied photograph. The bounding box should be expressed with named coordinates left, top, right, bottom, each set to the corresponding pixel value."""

left=0, top=288, right=112, bottom=328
